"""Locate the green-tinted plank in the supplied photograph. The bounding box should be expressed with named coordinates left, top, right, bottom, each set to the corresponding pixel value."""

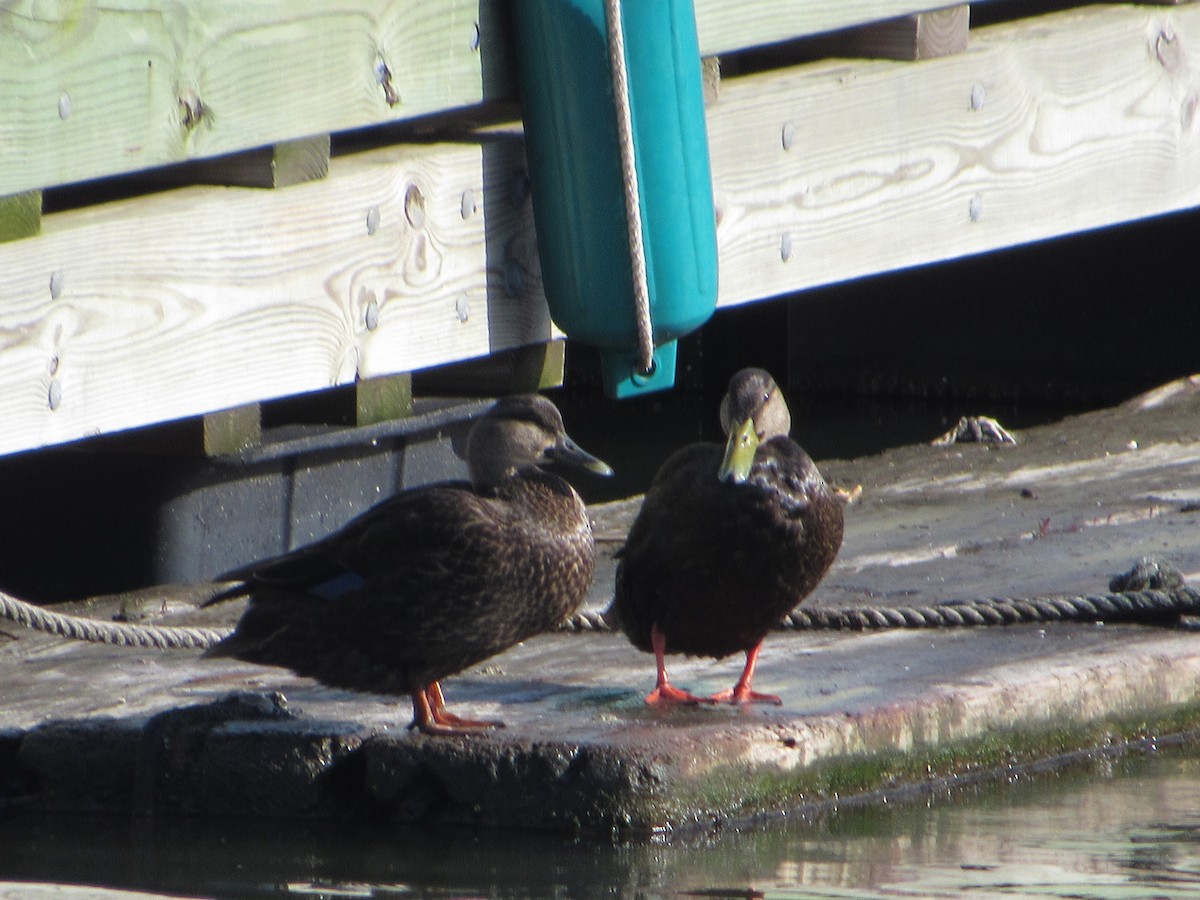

left=0, top=0, right=496, bottom=196
left=0, top=191, right=42, bottom=242
left=356, top=372, right=414, bottom=426
left=203, top=404, right=262, bottom=456
left=190, top=135, right=332, bottom=189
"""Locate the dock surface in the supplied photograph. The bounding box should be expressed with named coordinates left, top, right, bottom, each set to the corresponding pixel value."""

left=3, top=378, right=1200, bottom=834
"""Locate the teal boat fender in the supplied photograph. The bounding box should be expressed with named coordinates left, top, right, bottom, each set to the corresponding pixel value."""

left=512, top=0, right=719, bottom=398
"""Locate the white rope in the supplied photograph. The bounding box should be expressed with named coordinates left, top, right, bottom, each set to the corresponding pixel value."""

left=0, top=588, right=230, bottom=650
left=604, top=0, right=655, bottom=376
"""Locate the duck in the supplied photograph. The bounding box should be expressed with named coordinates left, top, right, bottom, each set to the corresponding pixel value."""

left=607, top=368, right=844, bottom=705
left=205, top=394, right=612, bottom=736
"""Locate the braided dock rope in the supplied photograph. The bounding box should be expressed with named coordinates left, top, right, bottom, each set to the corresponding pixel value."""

left=776, top=587, right=1200, bottom=631
left=4, top=581, right=1198, bottom=647
left=0, top=589, right=229, bottom=650
left=557, top=586, right=1200, bottom=633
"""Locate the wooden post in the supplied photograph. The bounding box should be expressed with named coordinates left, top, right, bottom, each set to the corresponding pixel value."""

left=842, top=6, right=970, bottom=61
left=0, top=191, right=41, bottom=243
left=203, top=403, right=263, bottom=456
left=356, top=372, right=414, bottom=426
left=413, top=341, right=566, bottom=396
left=185, top=135, right=332, bottom=189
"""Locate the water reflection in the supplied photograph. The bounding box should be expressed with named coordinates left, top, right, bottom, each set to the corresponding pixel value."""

left=3, top=749, right=1200, bottom=898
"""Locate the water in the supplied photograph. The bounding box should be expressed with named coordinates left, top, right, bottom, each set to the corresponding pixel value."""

left=3, top=746, right=1200, bottom=898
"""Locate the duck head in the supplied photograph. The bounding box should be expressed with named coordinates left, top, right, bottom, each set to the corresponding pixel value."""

left=466, top=394, right=613, bottom=488
left=717, top=368, right=792, bottom=484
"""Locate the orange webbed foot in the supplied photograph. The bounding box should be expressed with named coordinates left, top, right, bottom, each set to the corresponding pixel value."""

left=645, top=682, right=716, bottom=706
left=409, top=683, right=505, bottom=736
left=709, top=686, right=782, bottom=705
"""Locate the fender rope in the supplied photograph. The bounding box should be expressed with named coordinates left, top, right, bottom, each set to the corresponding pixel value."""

left=604, top=0, right=655, bottom=376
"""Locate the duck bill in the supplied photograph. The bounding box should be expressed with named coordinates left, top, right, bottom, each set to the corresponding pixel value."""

left=719, top=417, right=760, bottom=484
left=550, top=435, right=614, bottom=477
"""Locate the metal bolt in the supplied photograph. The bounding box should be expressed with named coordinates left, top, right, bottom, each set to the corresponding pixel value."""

left=455, top=295, right=470, bottom=323
left=374, top=57, right=400, bottom=106
left=968, top=194, right=983, bottom=222
left=47, top=379, right=62, bottom=411
left=781, top=121, right=795, bottom=150
left=970, top=83, right=985, bottom=112
left=1157, top=28, right=1181, bottom=70
left=179, top=91, right=205, bottom=129
left=364, top=291, right=380, bottom=330
left=460, top=188, right=476, bottom=220
left=404, top=184, right=426, bottom=228
left=57, top=92, right=72, bottom=120
left=366, top=205, right=381, bottom=235
left=780, top=232, right=793, bottom=262
left=49, top=270, right=64, bottom=299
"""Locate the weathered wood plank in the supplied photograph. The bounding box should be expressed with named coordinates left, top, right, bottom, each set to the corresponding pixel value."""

left=694, top=0, right=980, bottom=55
left=709, top=3, right=1200, bottom=307
left=0, top=0, right=501, bottom=197
left=0, top=0, right=995, bottom=198
left=4, top=3, right=1200, bottom=456
left=0, top=138, right=547, bottom=455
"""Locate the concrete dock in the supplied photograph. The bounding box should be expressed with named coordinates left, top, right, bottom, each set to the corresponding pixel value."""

left=3, top=377, right=1200, bottom=835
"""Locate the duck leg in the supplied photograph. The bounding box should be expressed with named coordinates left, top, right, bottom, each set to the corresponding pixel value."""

left=709, top=641, right=782, bottom=705
left=644, top=624, right=713, bottom=706
left=408, top=681, right=504, bottom=735
left=427, top=682, right=504, bottom=729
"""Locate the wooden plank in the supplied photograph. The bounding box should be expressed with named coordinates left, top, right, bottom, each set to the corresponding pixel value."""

left=0, top=0, right=503, bottom=197
left=694, top=0, right=983, bottom=55
left=0, top=1, right=1002, bottom=198
left=708, top=3, right=1200, bottom=308
left=0, top=192, right=42, bottom=243
left=0, top=137, right=547, bottom=456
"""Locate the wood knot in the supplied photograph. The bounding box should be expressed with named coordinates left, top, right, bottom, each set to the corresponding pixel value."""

left=179, top=91, right=207, bottom=131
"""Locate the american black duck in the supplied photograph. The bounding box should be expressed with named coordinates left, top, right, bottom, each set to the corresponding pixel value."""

left=206, top=394, right=612, bottom=735
left=608, top=368, right=843, bottom=705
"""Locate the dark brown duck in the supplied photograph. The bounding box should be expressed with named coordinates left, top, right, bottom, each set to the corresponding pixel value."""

left=608, top=368, right=844, bottom=705
left=206, top=394, right=612, bottom=735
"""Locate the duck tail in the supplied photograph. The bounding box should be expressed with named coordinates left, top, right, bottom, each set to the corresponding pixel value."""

left=202, top=591, right=327, bottom=663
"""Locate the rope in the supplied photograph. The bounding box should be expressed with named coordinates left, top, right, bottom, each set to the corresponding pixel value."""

left=604, top=0, right=655, bottom=376
left=0, top=589, right=230, bottom=650
left=558, top=586, right=1200, bottom=633
left=5, top=583, right=1198, bottom=648
left=777, top=587, right=1200, bottom=630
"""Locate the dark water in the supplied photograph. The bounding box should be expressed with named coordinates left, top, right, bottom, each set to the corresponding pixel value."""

left=3, top=746, right=1200, bottom=898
